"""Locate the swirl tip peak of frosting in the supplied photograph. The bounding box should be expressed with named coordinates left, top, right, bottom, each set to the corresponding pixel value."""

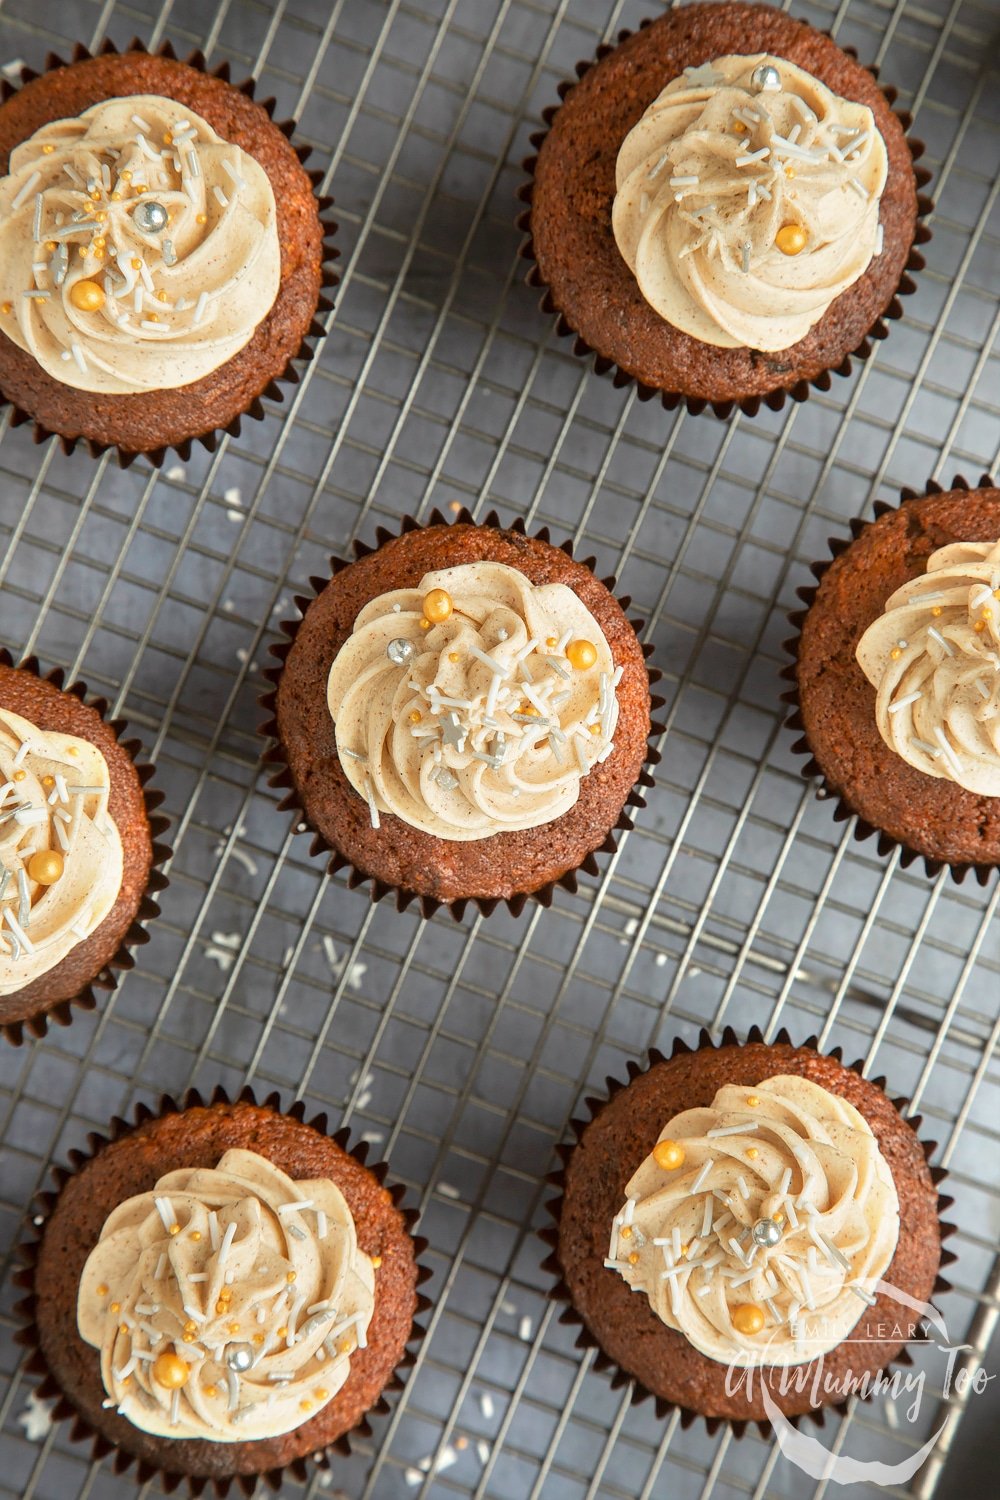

left=0, top=95, right=281, bottom=394
left=612, top=54, right=889, bottom=352
left=607, top=1074, right=899, bottom=1367
left=77, top=1147, right=376, bottom=1442
left=0, top=706, right=123, bottom=994
left=856, top=539, right=1000, bottom=796
left=326, top=561, right=622, bottom=842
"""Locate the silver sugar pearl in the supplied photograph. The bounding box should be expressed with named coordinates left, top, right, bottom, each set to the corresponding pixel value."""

left=225, top=1342, right=254, bottom=1372
left=750, top=62, right=781, bottom=93
left=132, top=199, right=169, bottom=235
left=387, top=637, right=415, bottom=667
left=751, top=1217, right=783, bottom=1248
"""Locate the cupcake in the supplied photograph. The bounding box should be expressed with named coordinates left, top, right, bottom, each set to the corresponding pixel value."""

left=13, top=1090, right=429, bottom=1492
left=0, top=39, right=336, bottom=464
left=785, top=475, right=1000, bottom=881
left=260, top=508, right=661, bottom=919
left=0, top=650, right=169, bottom=1045
left=542, top=1027, right=952, bottom=1429
left=519, top=2, right=932, bottom=417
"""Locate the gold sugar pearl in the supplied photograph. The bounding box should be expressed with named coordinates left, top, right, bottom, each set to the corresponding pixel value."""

left=627, top=1251, right=640, bottom=1265
left=153, top=1351, right=190, bottom=1388
left=190, top=1230, right=202, bottom=1241
left=69, top=280, right=105, bottom=313
left=784, top=165, right=796, bottom=179
left=253, top=1333, right=266, bottom=1344
left=203, top=1384, right=218, bottom=1398
left=746, top=1095, right=760, bottom=1107
left=546, top=636, right=558, bottom=648
left=619, top=1225, right=633, bottom=1239
left=169, top=1223, right=181, bottom=1235
left=566, top=638, right=597, bottom=671
left=215, top=1302, right=227, bottom=1315
left=775, top=223, right=808, bottom=256
left=975, top=621, right=987, bottom=633
left=419, top=618, right=431, bottom=630
left=890, top=647, right=902, bottom=660
left=13, top=769, right=26, bottom=781
left=931, top=605, right=943, bottom=617
left=372, top=1255, right=382, bottom=1269
left=119, top=1322, right=129, bottom=1335
left=409, top=710, right=422, bottom=724
left=774, top=1212, right=785, bottom=1224
left=315, top=1388, right=329, bottom=1401
left=300, top=1399, right=313, bottom=1412
left=182, top=1331, right=196, bottom=1343
left=97, top=1283, right=109, bottom=1296
left=109, top=1301, right=121, bottom=1313
left=733, top=120, right=748, bottom=134
left=589, top=723, right=601, bottom=735
left=338, top=1338, right=354, bottom=1354
left=77, top=247, right=90, bottom=258
left=521, top=703, right=539, bottom=717
left=157, top=290, right=168, bottom=302
left=286, top=1271, right=297, bottom=1283
left=1, top=302, right=11, bottom=315
left=164, top=133, right=174, bottom=145
left=183, top=1320, right=197, bottom=1334
left=131, top=258, right=143, bottom=271
left=732, top=1303, right=766, bottom=1336
left=95, top=211, right=107, bottom=222
left=122, top=170, right=133, bottom=181
left=277, top=1325, right=288, bottom=1339
left=653, top=1139, right=685, bottom=1171
left=42, top=144, right=54, bottom=154
left=448, top=652, right=460, bottom=663
left=41, top=774, right=55, bottom=788
left=196, top=212, right=208, bottom=224
left=423, top=588, right=453, bottom=623
left=111, top=191, right=122, bottom=201
left=746, top=1147, right=759, bottom=1160
left=45, top=241, right=57, bottom=252
left=227, top=1322, right=241, bottom=1335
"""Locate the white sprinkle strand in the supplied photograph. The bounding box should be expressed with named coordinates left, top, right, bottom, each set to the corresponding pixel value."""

left=11, top=171, right=41, bottom=211
left=888, top=691, right=921, bottom=714
left=690, top=1159, right=714, bottom=1194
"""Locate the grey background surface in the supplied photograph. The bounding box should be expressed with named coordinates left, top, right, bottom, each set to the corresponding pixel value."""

left=0, top=0, right=998, bottom=1497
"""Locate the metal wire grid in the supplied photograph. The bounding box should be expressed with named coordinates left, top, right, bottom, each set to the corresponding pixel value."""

left=0, top=0, right=996, bottom=1495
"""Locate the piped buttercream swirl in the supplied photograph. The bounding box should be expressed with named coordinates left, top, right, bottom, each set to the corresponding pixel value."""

left=855, top=540, right=1000, bottom=795
left=0, top=707, right=123, bottom=994
left=326, top=562, right=620, bottom=841
left=608, top=1075, right=899, bottom=1367
left=612, top=54, right=888, bottom=351
left=0, top=95, right=280, bottom=393
left=77, top=1148, right=375, bottom=1442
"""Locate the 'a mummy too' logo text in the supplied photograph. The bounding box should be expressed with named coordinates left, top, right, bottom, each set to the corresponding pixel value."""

left=723, top=1281, right=993, bottom=1486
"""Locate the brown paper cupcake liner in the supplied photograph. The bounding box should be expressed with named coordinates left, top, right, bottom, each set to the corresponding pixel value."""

left=11, top=1084, right=433, bottom=1497
left=781, top=471, right=999, bottom=884
left=539, top=1024, right=956, bottom=1437
left=0, top=38, right=339, bottom=468
left=258, top=505, right=666, bottom=921
left=516, top=23, right=933, bottom=420
left=0, top=648, right=171, bottom=1045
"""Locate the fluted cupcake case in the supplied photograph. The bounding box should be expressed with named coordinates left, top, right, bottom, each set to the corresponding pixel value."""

left=0, top=650, right=171, bottom=1046
left=0, top=38, right=338, bottom=466
left=540, top=1025, right=956, bottom=1435
left=517, top=3, right=933, bottom=419
left=782, top=473, right=1000, bottom=883
left=12, top=1087, right=432, bottom=1497
left=259, top=506, right=665, bottom=920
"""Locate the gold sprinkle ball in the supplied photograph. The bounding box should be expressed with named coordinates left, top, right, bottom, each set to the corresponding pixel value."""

left=746, top=1147, right=759, bottom=1160
left=286, top=1270, right=297, bottom=1283
left=774, top=1212, right=785, bottom=1224
left=118, top=1322, right=129, bottom=1335
left=40, top=773, right=55, bottom=787
left=182, top=1331, right=196, bottom=1343
left=169, top=1222, right=181, bottom=1235
left=153, top=1350, right=190, bottom=1388
left=733, top=119, right=747, bottom=134
left=227, top=1322, right=241, bottom=1335
left=931, top=605, right=943, bottom=616
left=338, top=1337, right=354, bottom=1354
left=190, top=1229, right=202, bottom=1241
left=203, top=1384, right=218, bottom=1398
left=45, top=241, right=57, bottom=252
left=253, top=1332, right=265, bottom=1344
left=163, top=133, right=174, bottom=145
left=775, top=223, right=808, bottom=256
left=423, top=587, right=453, bottom=624
left=28, top=852, right=64, bottom=882
left=134, top=184, right=146, bottom=194
left=653, top=1139, right=685, bottom=1171
left=566, top=638, right=598, bottom=671
left=619, top=1224, right=633, bottom=1239
left=196, top=212, right=208, bottom=224
left=890, top=647, right=902, bottom=660
left=42, top=144, right=54, bottom=154
left=109, top=1300, right=121, bottom=1313
left=0, top=302, right=11, bottom=315
left=315, top=1387, right=329, bottom=1401
left=448, top=651, right=460, bottom=663
left=111, top=191, right=122, bottom=201
left=183, top=1319, right=197, bottom=1334
left=627, top=1251, right=640, bottom=1265
left=157, top=289, right=169, bottom=302
left=13, top=769, right=26, bottom=781
left=372, top=1255, right=382, bottom=1269
left=732, top=1303, right=766, bottom=1336
left=96, top=1283, right=109, bottom=1297
left=746, top=1095, right=760, bottom=1107
left=300, top=1399, right=313, bottom=1412
left=419, top=618, right=431, bottom=631
left=975, top=621, right=987, bottom=633
left=277, top=1325, right=288, bottom=1338
left=409, top=710, right=422, bottom=724
left=131, top=258, right=143, bottom=271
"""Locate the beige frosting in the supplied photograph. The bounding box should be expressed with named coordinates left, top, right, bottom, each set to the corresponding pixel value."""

left=0, top=95, right=280, bottom=393
left=608, top=1075, right=899, bottom=1367
left=0, top=708, right=123, bottom=994
left=326, top=562, right=621, bottom=841
left=856, top=541, right=1000, bottom=796
left=77, top=1148, right=376, bottom=1442
left=612, top=54, right=888, bottom=351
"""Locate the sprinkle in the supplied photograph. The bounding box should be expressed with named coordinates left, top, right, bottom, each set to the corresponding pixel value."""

left=278, top=1199, right=315, bottom=1215
left=222, top=158, right=247, bottom=192
left=364, top=777, right=380, bottom=831
left=820, top=1235, right=851, bottom=1272
left=875, top=223, right=884, bottom=256
left=975, top=678, right=991, bottom=700
left=735, top=147, right=769, bottom=166
left=737, top=1175, right=750, bottom=1200
left=669, top=173, right=699, bottom=187
left=71, top=343, right=87, bottom=374
left=741, top=241, right=750, bottom=274
left=690, top=1159, right=714, bottom=1194
left=218, top=1220, right=238, bottom=1269
left=11, top=171, right=41, bottom=211
left=140, top=319, right=163, bottom=331
left=32, top=193, right=43, bottom=243
left=927, top=627, right=954, bottom=655
left=17, top=868, right=30, bottom=926
left=226, top=1370, right=240, bottom=1412
left=193, top=291, right=209, bottom=325
left=23, top=288, right=50, bottom=300
left=213, top=185, right=229, bottom=208
left=700, top=1197, right=714, bottom=1238
left=933, top=727, right=963, bottom=779
left=888, top=692, right=921, bottom=714
left=784, top=1199, right=800, bottom=1230
left=287, top=1223, right=307, bottom=1241
left=777, top=1168, right=792, bottom=1197
left=4, top=909, right=34, bottom=953
left=648, top=151, right=671, bottom=181
left=848, top=177, right=868, bottom=199
left=850, top=1284, right=877, bottom=1306
left=706, top=1122, right=758, bottom=1138
left=131, top=113, right=152, bottom=131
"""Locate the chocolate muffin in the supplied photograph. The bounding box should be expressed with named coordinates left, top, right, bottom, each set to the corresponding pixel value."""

left=0, top=652, right=168, bottom=1045
left=519, top=2, right=932, bottom=417
left=543, top=1026, right=952, bottom=1429
left=261, top=509, right=661, bottom=919
left=14, top=1091, right=429, bottom=1492
left=0, top=40, right=335, bottom=464
left=785, top=476, right=1000, bottom=880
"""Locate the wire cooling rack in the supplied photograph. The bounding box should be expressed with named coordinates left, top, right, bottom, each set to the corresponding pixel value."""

left=0, top=0, right=998, bottom=1496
